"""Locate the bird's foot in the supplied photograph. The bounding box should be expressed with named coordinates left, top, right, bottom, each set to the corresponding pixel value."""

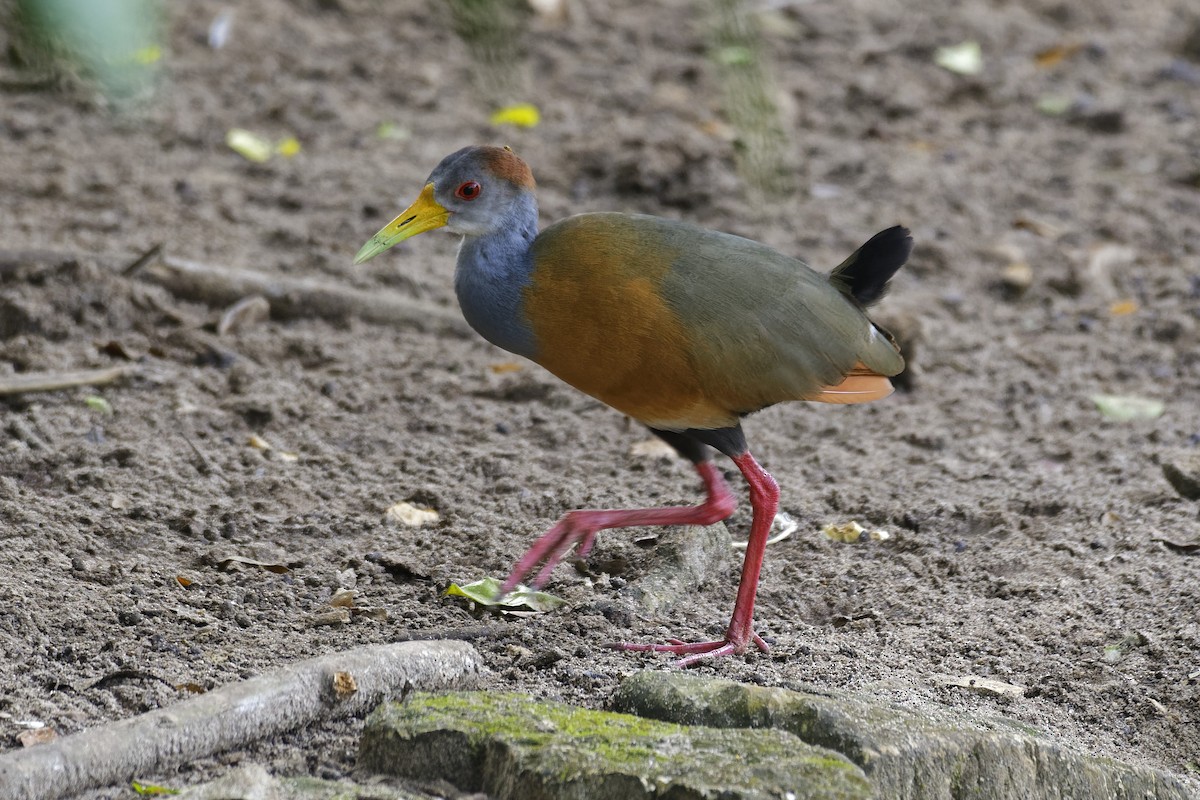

left=499, top=510, right=605, bottom=595
left=608, top=632, right=769, bottom=668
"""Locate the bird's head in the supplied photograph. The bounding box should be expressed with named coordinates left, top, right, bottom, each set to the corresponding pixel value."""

left=354, top=145, right=536, bottom=264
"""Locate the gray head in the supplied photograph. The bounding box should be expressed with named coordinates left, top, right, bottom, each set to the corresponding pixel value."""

left=354, top=145, right=537, bottom=263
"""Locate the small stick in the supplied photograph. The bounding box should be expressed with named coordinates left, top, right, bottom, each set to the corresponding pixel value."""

left=144, top=255, right=472, bottom=337
left=0, top=640, right=484, bottom=800
left=0, top=365, right=135, bottom=397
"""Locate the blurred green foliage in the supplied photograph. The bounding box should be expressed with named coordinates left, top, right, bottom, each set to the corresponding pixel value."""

left=5, top=0, right=163, bottom=97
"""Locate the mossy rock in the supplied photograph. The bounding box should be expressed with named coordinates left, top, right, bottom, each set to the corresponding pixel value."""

left=360, top=691, right=870, bottom=800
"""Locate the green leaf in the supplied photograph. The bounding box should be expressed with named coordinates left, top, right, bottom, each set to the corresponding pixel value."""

left=445, top=577, right=565, bottom=612
left=1091, top=394, right=1165, bottom=421
left=226, top=128, right=273, bottom=162
left=84, top=395, right=113, bottom=415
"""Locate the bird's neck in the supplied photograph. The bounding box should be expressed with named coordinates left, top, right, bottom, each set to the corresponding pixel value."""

left=454, top=192, right=540, bottom=359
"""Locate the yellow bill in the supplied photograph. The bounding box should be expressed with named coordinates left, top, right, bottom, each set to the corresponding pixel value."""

left=354, top=183, right=449, bottom=264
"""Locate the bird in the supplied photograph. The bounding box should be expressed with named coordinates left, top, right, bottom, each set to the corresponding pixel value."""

left=355, top=145, right=911, bottom=667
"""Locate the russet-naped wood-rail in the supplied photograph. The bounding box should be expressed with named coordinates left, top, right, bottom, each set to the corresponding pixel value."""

left=356, top=145, right=911, bottom=667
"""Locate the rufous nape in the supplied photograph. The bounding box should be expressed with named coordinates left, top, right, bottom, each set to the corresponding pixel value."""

left=356, top=145, right=911, bottom=667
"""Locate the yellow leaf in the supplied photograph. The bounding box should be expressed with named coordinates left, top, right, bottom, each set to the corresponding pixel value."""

left=489, top=362, right=523, bottom=374
left=275, top=136, right=302, bottom=157
left=1109, top=299, right=1138, bottom=316
left=489, top=103, right=541, bottom=128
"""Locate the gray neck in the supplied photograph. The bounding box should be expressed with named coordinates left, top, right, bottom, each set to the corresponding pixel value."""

left=453, top=192, right=539, bottom=359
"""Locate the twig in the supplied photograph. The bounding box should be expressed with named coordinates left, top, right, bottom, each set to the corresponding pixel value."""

left=0, top=365, right=136, bottom=396
left=121, top=242, right=163, bottom=277
left=143, top=255, right=472, bottom=337
left=0, top=640, right=484, bottom=800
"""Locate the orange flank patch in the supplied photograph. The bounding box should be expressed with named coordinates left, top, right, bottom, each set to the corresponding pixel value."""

left=811, top=363, right=894, bottom=404
left=480, top=146, right=536, bottom=189
left=524, top=216, right=736, bottom=429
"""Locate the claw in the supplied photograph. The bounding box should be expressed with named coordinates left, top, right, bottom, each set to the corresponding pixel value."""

left=607, top=630, right=769, bottom=668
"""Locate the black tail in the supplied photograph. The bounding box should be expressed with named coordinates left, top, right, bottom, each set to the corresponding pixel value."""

left=829, top=226, right=912, bottom=307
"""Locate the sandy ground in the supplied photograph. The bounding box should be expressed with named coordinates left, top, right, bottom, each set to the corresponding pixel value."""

left=2, top=0, right=1199, bottom=795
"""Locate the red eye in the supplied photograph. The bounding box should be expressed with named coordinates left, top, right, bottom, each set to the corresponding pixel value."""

left=455, top=181, right=482, bottom=201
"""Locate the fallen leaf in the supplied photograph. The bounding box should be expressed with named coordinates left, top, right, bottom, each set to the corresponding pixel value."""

left=734, top=511, right=799, bottom=550
left=934, top=673, right=1026, bottom=697
left=822, top=520, right=891, bottom=544
left=489, top=103, right=541, bottom=128
left=445, top=577, right=565, bottom=613
left=216, top=556, right=293, bottom=574
left=174, top=682, right=206, bottom=694
left=274, top=136, right=301, bottom=158
left=385, top=501, right=439, bottom=527
left=375, top=121, right=410, bottom=141
left=175, top=575, right=193, bottom=588
left=309, top=607, right=351, bottom=627
left=17, top=728, right=56, bottom=747
left=1109, top=299, right=1138, bottom=316
left=131, top=780, right=180, bottom=795
left=331, top=670, right=358, bottom=699
left=84, top=395, right=113, bottom=415
left=1034, top=42, right=1085, bottom=69
left=1035, top=93, right=1074, bottom=116
left=935, top=41, right=983, bottom=75
left=1091, top=394, right=1165, bottom=421
left=330, top=588, right=356, bottom=608
left=629, top=438, right=677, bottom=459
left=226, top=128, right=273, bottom=163
left=1012, top=215, right=1065, bottom=238
left=489, top=362, right=523, bottom=374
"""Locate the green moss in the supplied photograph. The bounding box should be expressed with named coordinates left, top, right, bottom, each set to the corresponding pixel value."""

left=365, top=691, right=871, bottom=798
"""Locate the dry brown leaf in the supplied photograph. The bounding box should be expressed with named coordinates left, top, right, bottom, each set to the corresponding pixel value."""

left=17, top=728, right=57, bottom=747
left=330, top=588, right=356, bottom=608
left=331, top=670, right=358, bottom=699
left=1034, top=42, right=1085, bottom=69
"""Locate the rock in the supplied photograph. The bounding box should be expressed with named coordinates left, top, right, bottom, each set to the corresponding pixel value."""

left=619, top=522, right=731, bottom=615
left=999, top=261, right=1033, bottom=298
left=612, top=671, right=1192, bottom=800
left=359, top=691, right=870, bottom=800
left=1162, top=450, right=1200, bottom=500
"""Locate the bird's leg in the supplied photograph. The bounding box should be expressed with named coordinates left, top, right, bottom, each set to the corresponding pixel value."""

left=612, top=451, right=779, bottom=668
left=498, top=460, right=737, bottom=596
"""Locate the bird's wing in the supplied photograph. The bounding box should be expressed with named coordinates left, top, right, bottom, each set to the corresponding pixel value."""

left=524, top=213, right=902, bottom=430
left=651, top=216, right=903, bottom=411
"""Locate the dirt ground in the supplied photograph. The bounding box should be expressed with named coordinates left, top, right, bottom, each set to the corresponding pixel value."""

left=2, top=0, right=1199, bottom=796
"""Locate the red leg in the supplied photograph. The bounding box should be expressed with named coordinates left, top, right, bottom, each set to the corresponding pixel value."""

left=499, top=460, right=737, bottom=596
left=612, top=451, right=779, bottom=667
